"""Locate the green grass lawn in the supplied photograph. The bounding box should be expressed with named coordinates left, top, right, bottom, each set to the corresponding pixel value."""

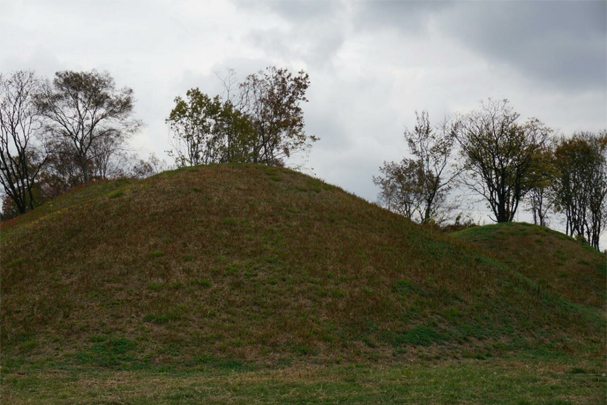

left=2, top=355, right=605, bottom=404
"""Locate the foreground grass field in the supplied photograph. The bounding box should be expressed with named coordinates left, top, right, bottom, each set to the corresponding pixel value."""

left=3, top=355, right=606, bottom=404
left=1, top=164, right=605, bottom=403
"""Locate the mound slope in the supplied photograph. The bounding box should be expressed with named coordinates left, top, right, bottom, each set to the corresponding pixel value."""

left=453, top=223, right=606, bottom=308
left=1, top=164, right=604, bottom=367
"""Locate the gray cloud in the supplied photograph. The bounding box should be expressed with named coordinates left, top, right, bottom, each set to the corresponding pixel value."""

left=234, top=0, right=348, bottom=67
left=438, top=1, right=607, bottom=92
left=246, top=25, right=346, bottom=68
left=353, top=0, right=453, bottom=33
left=259, top=0, right=606, bottom=92
left=232, top=0, right=343, bottom=21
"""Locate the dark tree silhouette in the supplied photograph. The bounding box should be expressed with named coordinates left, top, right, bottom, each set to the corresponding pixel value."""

left=455, top=99, right=551, bottom=223
left=0, top=71, right=47, bottom=214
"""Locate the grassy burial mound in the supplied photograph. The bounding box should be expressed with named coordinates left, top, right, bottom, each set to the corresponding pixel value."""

left=1, top=164, right=604, bottom=369
left=453, top=223, right=606, bottom=308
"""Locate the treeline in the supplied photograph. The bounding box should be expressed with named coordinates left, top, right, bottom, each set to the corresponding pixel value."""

left=374, top=99, right=607, bottom=249
left=0, top=67, right=316, bottom=219
left=2, top=69, right=605, bottom=250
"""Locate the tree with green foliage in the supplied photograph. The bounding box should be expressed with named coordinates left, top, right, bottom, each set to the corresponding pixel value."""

left=167, top=89, right=226, bottom=166
left=168, top=67, right=317, bottom=168
left=455, top=99, right=552, bottom=223
left=374, top=111, right=458, bottom=225
left=166, top=88, right=254, bottom=166
left=525, top=144, right=558, bottom=227
left=553, top=131, right=607, bottom=249
left=0, top=70, right=47, bottom=215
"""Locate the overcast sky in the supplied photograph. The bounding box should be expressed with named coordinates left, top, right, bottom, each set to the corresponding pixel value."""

left=1, top=0, right=606, bottom=235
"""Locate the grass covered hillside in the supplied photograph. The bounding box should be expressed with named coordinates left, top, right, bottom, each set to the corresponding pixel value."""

left=453, top=223, right=606, bottom=308
left=1, top=164, right=605, bottom=372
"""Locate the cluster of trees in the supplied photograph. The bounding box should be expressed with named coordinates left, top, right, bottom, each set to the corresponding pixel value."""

left=375, top=99, right=606, bottom=250
left=0, top=66, right=315, bottom=219
left=166, top=67, right=318, bottom=167
left=0, top=70, right=164, bottom=219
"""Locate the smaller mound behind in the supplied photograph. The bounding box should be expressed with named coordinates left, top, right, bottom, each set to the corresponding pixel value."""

left=453, top=223, right=606, bottom=308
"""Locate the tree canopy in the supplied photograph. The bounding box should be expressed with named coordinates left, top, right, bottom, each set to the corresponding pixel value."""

left=36, top=70, right=141, bottom=184
left=553, top=131, right=607, bottom=249
left=167, top=66, right=317, bottom=168
left=455, top=99, right=552, bottom=223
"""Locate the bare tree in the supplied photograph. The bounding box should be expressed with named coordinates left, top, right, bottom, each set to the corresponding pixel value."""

left=374, top=159, right=424, bottom=220
left=0, top=71, right=47, bottom=214
left=215, top=68, right=238, bottom=103
left=455, top=99, right=552, bottom=223
left=128, top=153, right=168, bottom=179
left=88, top=134, right=131, bottom=180
left=374, top=111, right=459, bottom=225
left=36, top=70, right=141, bottom=184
